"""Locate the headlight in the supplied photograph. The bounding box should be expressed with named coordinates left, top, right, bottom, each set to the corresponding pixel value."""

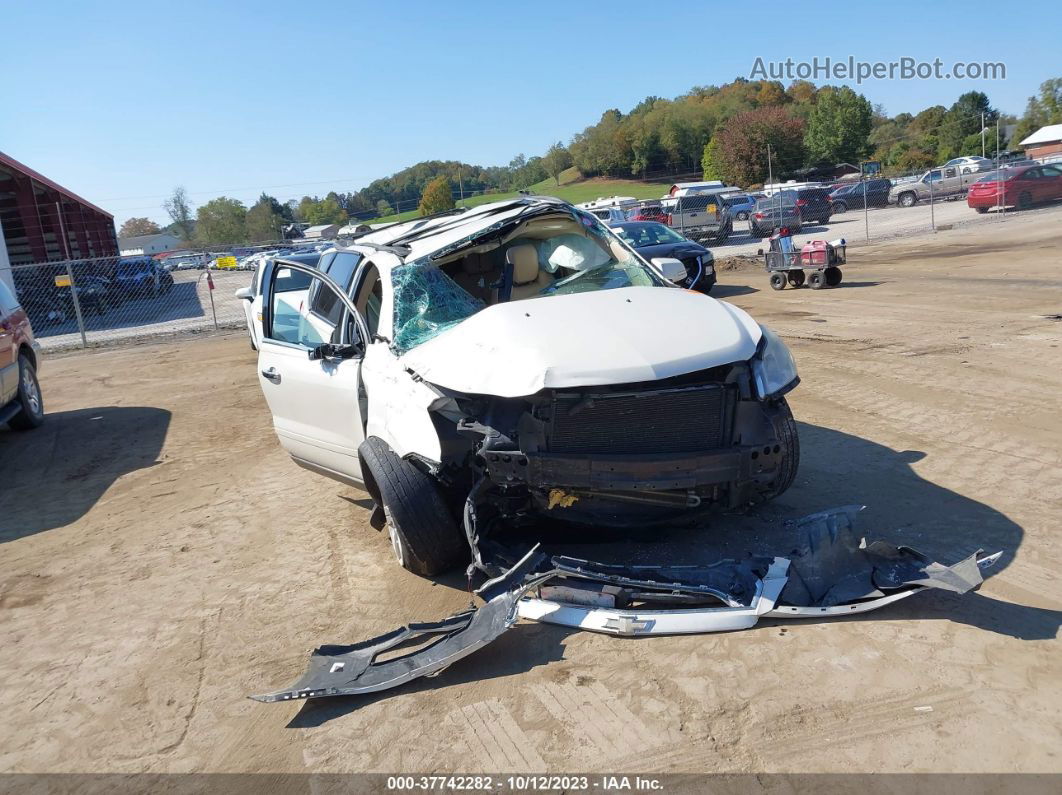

left=751, top=325, right=798, bottom=399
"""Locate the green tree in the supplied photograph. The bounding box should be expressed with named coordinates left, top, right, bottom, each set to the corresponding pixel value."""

left=375, top=199, right=393, bottom=217
left=245, top=194, right=285, bottom=242
left=119, top=217, right=161, bottom=237
left=542, top=142, right=573, bottom=185
left=195, top=197, right=247, bottom=245
left=804, top=86, right=873, bottom=165
left=713, top=107, right=806, bottom=186
left=700, top=138, right=723, bottom=180
left=297, top=196, right=348, bottom=225
left=1014, top=77, right=1062, bottom=144
left=163, top=186, right=195, bottom=241
left=418, top=175, right=454, bottom=215
left=937, top=91, right=997, bottom=160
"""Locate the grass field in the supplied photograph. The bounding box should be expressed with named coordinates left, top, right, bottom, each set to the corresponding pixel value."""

left=364, top=168, right=674, bottom=225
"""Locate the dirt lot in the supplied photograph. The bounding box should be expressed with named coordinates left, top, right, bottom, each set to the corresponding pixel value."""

left=2, top=214, right=1060, bottom=776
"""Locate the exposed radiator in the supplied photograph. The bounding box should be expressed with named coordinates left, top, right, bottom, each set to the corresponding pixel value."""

left=546, top=384, right=731, bottom=455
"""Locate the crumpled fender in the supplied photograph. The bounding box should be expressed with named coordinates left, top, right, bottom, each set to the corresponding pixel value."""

left=361, top=343, right=444, bottom=461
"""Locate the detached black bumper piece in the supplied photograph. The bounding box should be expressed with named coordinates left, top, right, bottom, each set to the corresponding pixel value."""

left=251, top=506, right=1000, bottom=703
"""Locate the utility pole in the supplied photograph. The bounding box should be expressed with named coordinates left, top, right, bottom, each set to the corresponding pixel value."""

left=981, top=112, right=986, bottom=158
left=997, top=120, right=1004, bottom=221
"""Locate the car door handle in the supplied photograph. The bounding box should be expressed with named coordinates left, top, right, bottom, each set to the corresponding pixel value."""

left=261, top=367, right=281, bottom=383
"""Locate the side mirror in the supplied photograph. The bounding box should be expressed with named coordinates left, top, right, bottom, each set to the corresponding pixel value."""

left=234, top=286, right=253, bottom=301
left=651, top=257, right=688, bottom=284
left=308, top=342, right=362, bottom=361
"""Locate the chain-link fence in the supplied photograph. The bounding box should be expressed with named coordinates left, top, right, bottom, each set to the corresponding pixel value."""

left=7, top=255, right=254, bottom=351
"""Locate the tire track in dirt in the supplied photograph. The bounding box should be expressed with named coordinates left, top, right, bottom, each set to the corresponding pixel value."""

left=746, top=686, right=977, bottom=763
left=532, top=680, right=662, bottom=763
left=439, top=699, right=547, bottom=772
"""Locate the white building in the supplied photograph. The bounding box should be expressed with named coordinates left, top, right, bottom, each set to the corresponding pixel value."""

left=301, top=224, right=339, bottom=240
left=118, top=233, right=183, bottom=256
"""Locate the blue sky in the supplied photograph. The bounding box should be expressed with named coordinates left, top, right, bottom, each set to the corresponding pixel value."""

left=2, top=0, right=1055, bottom=226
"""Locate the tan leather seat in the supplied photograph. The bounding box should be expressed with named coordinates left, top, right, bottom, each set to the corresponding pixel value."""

left=450, top=250, right=496, bottom=304
left=507, top=244, right=551, bottom=301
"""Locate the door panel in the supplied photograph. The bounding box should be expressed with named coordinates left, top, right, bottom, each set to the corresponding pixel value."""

left=257, top=342, right=365, bottom=481
left=257, top=260, right=369, bottom=484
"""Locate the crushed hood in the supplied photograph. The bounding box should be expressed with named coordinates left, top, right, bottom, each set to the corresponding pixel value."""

left=399, top=286, right=762, bottom=397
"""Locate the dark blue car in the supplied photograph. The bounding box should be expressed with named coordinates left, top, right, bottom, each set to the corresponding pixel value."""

left=612, top=221, right=716, bottom=293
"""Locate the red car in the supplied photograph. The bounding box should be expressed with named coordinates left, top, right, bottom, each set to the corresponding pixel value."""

left=0, top=279, right=44, bottom=430
left=627, top=203, right=667, bottom=223
left=967, top=164, right=1062, bottom=213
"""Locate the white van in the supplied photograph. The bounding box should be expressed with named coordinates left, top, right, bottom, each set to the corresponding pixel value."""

left=761, top=181, right=825, bottom=197
left=667, top=181, right=727, bottom=197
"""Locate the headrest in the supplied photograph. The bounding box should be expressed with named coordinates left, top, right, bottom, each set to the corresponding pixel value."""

left=506, top=244, right=539, bottom=284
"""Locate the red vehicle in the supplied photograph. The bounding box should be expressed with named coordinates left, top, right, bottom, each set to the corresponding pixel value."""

left=0, top=279, right=44, bottom=430
left=627, top=202, right=667, bottom=223
left=967, top=164, right=1062, bottom=213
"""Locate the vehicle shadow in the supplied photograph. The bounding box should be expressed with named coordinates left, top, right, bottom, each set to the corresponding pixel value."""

left=279, top=420, right=1031, bottom=721
left=832, top=280, right=881, bottom=289
left=756, top=590, right=1061, bottom=642
left=530, top=422, right=1022, bottom=574
left=0, top=406, right=171, bottom=542
left=709, top=284, right=758, bottom=298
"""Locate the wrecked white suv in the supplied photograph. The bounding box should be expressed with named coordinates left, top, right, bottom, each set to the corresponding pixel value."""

left=255, top=196, right=800, bottom=575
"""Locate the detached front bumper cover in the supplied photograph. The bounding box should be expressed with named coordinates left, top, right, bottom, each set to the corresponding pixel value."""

left=251, top=506, right=1001, bottom=703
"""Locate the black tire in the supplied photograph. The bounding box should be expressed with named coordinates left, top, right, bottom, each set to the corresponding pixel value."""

left=769, top=272, right=787, bottom=290
left=1018, top=192, right=1032, bottom=210
left=759, top=398, right=800, bottom=501
left=825, top=267, right=842, bottom=287
left=7, top=354, right=44, bottom=430
left=358, top=437, right=467, bottom=576
left=899, top=192, right=917, bottom=208
left=787, top=270, right=806, bottom=287
left=832, top=202, right=847, bottom=214
left=975, top=206, right=988, bottom=214
left=808, top=271, right=826, bottom=290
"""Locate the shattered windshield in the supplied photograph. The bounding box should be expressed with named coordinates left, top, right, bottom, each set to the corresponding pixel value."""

left=390, top=210, right=664, bottom=352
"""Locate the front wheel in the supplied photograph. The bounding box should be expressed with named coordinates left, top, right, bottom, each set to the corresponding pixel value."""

left=899, top=192, right=917, bottom=208
left=832, top=202, right=847, bottom=214
left=358, top=437, right=467, bottom=576
left=808, top=271, right=826, bottom=290
left=1018, top=192, right=1032, bottom=210
left=7, top=354, right=44, bottom=430
left=787, top=270, right=806, bottom=287
left=769, top=272, right=787, bottom=290
left=975, top=206, right=988, bottom=214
